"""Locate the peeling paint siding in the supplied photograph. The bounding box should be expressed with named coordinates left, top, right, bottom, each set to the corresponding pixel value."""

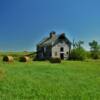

left=52, top=41, right=70, bottom=59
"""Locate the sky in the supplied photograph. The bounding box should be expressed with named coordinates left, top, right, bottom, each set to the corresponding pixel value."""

left=0, top=0, right=100, bottom=51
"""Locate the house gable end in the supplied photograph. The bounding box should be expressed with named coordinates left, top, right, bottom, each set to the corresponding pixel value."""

left=52, top=33, right=71, bottom=47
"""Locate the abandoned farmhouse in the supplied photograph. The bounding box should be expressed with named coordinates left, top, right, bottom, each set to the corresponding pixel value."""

left=37, top=32, right=71, bottom=60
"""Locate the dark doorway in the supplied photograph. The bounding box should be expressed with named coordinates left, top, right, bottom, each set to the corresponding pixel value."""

left=60, top=47, right=64, bottom=52
left=60, top=53, right=64, bottom=59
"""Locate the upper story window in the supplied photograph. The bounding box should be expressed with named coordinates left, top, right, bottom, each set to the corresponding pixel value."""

left=60, top=47, right=64, bottom=52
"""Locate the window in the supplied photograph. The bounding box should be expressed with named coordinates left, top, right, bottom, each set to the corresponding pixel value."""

left=66, top=52, right=69, bottom=55
left=55, top=52, right=57, bottom=56
left=60, top=47, right=64, bottom=52
left=44, top=47, right=46, bottom=53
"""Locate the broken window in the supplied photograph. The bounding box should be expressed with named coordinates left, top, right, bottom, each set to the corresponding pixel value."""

left=60, top=47, right=64, bottom=52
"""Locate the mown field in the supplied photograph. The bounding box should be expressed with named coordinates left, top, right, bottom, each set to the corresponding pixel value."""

left=0, top=60, right=100, bottom=100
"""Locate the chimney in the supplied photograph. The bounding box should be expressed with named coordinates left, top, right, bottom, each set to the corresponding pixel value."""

left=50, top=31, right=56, bottom=38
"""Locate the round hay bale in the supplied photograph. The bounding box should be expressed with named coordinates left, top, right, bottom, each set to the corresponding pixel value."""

left=3, top=56, right=14, bottom=62
left=19, top=56, right=30, bottom=62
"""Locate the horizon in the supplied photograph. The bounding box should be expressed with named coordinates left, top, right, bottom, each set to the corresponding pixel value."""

left=0, top=0, right=100, bottom=51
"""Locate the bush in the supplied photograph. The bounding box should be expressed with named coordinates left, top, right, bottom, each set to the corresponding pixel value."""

left=91, top=52, right=100, bottom=59
left=49, top=58, right=61, bottom=63
left=85, top=51, right=91, bottom=59
left=69, top=48, right=86, bottom=61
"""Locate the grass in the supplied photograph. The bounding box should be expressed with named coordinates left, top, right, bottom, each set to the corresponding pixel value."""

left=0, top=60, right=100, bottom=99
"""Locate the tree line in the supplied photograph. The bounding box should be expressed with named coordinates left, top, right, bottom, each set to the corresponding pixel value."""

left=69, top=40, right=100, bottom=60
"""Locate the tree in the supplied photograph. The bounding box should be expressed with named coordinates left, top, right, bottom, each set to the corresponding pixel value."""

left=73, top=40, right=84, bottom=49
left=89, top=40, right=100, bottom=59
left=70, top=40, right=86, bottom=61
left=89, top=40, right=99, bottom=52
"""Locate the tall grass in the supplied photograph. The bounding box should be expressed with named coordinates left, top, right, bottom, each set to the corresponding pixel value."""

left=0, top=61, right=100, bottom=99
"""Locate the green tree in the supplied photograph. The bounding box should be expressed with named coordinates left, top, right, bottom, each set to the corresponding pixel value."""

left=70, top=40, right=86, bottom=61
left=73, top=40, right=84, bottom=49
left=89, top=40, right=100, bottom=59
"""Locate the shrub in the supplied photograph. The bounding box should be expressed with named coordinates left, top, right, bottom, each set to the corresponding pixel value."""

left=85, top=51, right=91, bottom=59
left=69, top=48, right=86, bottom=61
left=49, top=58, right=61, bottom=63
left=91, top=52, right=100, bottom=59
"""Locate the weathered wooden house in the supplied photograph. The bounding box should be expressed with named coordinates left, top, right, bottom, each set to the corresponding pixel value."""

left=37, top=31, right=71, bottom=60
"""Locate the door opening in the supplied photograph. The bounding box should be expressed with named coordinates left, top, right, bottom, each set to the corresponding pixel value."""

left=60, top=53, right=64, bottom=59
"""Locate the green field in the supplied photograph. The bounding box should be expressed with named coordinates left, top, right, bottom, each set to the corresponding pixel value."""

left=0, top=60, right=100, bottom=100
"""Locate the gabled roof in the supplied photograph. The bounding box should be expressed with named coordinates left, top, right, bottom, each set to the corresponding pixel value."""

left=37, top=33, right=71, bottom=47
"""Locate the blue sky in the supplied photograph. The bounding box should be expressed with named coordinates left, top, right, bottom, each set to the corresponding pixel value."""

left=0, top=0, right=100, bottom=51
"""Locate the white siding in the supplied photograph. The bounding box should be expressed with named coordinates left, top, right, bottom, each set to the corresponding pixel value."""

left=52, top=41, right=70, bottom=59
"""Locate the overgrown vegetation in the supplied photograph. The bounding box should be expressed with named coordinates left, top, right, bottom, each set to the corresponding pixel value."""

left=89, top=40, right=100, bottom=59
left=69, top=40, right=86, bottom=61
left=69, top=48, right=86, bottom=61
left=69, top=40, right=100, bottom=60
